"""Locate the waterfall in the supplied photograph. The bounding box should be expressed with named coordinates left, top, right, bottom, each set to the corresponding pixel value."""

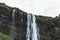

left=10, top=9, right=17, bottom=39
left=26, top=14, right=31, bottom=40
left=26, top=14, right=39, bottom=40
left=10, top=9, right=39, bottom=40
left=31, top=14, right=38, bottom=40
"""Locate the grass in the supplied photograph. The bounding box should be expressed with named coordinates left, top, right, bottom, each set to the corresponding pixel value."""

left=0, top=32, right=13, bottom=40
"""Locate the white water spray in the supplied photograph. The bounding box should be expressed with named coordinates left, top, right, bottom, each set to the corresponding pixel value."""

left=31, top=14, right=38, bottom=40
left=26, top=14, right=31, bottom=40
left=26, top=13, right=39, bottom=40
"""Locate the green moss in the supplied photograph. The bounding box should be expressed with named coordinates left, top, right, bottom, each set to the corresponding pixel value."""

left=0, top=32, right=13, bottom=40
left=0, top=24, right=10, bottom=35
left=0, top=3, right=13, bottom=16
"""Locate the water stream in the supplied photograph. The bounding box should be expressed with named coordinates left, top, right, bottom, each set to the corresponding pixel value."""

left=10, top=9, right=17, bottom=39
left=26, top=14, right=39, bottom=40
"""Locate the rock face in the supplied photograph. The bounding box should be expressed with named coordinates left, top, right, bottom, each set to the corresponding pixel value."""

left=0, top=3, right=60, bottom=40
left=0, top=3, right=27, bottom=40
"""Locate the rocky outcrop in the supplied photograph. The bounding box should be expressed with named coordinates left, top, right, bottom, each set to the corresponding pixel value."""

left=0, top=3, right=60, bottom=40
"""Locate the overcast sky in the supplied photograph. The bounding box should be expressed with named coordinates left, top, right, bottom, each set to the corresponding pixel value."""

left=0, top=0, right=60, bottom=17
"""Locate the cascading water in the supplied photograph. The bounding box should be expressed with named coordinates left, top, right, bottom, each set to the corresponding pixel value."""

left=26, top=14, right=39, bottom=40
left=31, top=14, right=38, bottom=40
left=10, top=9, right=17, bottom=39
left=10, top=9, right=39, bottom=40
left=26, top=14, right=31, bottom=40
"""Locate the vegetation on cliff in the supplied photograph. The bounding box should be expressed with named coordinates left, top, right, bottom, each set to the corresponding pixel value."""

left=0, top=32, right=12, bottom=40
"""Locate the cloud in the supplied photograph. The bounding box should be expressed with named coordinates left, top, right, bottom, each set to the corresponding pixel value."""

left=0, top=0, right=60, bottom=17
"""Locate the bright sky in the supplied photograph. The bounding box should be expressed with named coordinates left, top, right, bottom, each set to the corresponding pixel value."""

left=0, top=0, right=60, bottom=17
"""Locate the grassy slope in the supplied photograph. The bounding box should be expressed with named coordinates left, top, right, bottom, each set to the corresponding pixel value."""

left=0, top=33, right=13, bottom=40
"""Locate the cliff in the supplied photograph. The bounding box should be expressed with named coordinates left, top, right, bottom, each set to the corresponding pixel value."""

left=0, top=3, right=60, bottom=40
